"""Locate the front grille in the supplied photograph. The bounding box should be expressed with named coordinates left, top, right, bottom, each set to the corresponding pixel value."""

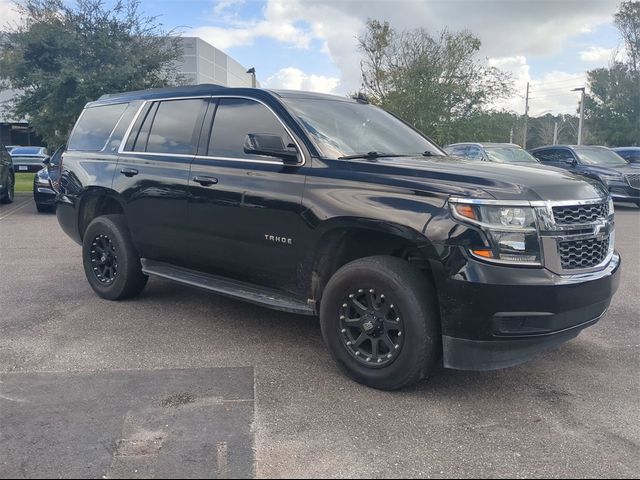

left=625, top=173, right=640, bottom=189
left=559, top=237, right=609, bottom=270
left=552, top=202, right=608, bottom=225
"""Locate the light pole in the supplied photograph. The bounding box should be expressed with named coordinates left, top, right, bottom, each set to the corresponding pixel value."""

left=572, top=87, right=585, bottom=145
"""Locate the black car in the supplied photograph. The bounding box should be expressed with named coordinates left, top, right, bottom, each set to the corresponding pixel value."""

left=530, top=145, right=640, bottom=207
left=55, top=85, right=620, bottom=390
left=0, top=143, right=15, bottom=204
left=445, top=142, right=540, bottom=164
left=613, top=147, right=640, bottom=164
left=33, top=146, right=65, bottom=212
left=10, top=146, right=50, bottom=173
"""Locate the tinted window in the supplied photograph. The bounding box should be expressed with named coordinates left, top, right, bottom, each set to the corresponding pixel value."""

left=574, top=147, right=628, bottom=166
left=68, top=103, right=128, bottom=151
left=533, top=148, right=574, bottom=163
left=144, top=99, right=207, bottom=155
left=466, top=146, right=484, bottom=161
left=445, top=145, right=469, bottom=157
left=208, top=98, right=291, bottom=159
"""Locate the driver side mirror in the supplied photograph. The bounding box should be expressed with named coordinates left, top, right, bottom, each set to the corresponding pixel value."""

left=243, top=133, right=300, bottom=164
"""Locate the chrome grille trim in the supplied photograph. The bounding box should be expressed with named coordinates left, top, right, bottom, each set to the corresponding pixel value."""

left=625, top=173, right=640, bottom=190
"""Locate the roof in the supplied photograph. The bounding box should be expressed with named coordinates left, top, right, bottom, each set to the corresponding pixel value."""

left=446, top=142, right=523, bottom=148
left=89, top=85, right=356, bottom=107
left=530, top=145, right=612, bottom=151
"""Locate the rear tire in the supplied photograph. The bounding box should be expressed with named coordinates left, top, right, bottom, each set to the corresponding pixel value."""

left=320, top=255, right=440, bottom=390
left=1, top=174, right=14, bottom=204
left=82, top=215, right=148, bottom=300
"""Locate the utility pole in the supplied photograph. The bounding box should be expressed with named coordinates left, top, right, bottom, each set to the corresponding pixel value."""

left=509, top=127, right=514, bottom=144
left=522, top=82, right=530, bottom=149
left=572, top=87, right=585, bottom=145
left=553, top=121, right=558, bottom=145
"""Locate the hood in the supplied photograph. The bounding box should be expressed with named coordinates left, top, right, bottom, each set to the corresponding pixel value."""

left=583, top=163, right=640, bottom=177
left=352, top=156, right=608, bottom=202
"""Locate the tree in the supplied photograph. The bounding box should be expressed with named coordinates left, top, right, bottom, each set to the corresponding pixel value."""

left=584, top=1, right=640, bottom=146
left=357, top=19, right=513, bottom=145
left=0, top=0, right=183, bottom=146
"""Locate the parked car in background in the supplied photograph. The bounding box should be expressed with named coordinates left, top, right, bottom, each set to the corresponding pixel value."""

left=613, top=147, right=640, bottom=164
left=0, top=143, right=15, bottom=204
left=5, top=145, right=20, bottom=153
left=530, top=145, right=640, bottom=207
left=10, top=146, right=50, bottom=172
left=444, top=143, right=540, bottom=164
left=33, top=145, right=64, bottom=213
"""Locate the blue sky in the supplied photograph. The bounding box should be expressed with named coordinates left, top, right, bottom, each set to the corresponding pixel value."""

left=0, top=0, right=626, bottom=115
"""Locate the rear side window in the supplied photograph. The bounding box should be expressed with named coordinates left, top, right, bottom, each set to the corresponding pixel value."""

left=207, top=98, right=291, bottom=159
left=132, top=99, right=207, bottom=155
left=533, top=149, right=574, bottom=163
left=68, top=103, right=128, bottom=151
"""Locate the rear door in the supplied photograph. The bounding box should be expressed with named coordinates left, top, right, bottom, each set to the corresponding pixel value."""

left=532, top=148, right=577, bottom=170
left=114, top=97, right=209, bottom=263
left=187, top=97, right=307, bottom=292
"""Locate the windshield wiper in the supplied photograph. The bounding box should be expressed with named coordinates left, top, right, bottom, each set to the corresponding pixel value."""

left=338, top=151, right=407, bottom=160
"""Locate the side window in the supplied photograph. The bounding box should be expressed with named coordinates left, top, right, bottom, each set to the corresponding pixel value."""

left=208, top=98, right=292, bottom=159
left=139, top=99, right=207, bottom=155
left=534, top=149, right=567, bottom=163
left=447, top=146, right=469, bottom=157
left=466, top=146, right=484, bottom=161
left=68, top=103, right=128, bottom=151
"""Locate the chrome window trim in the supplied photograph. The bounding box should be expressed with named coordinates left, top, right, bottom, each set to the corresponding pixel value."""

left=117, top=95, right=307, bottom=166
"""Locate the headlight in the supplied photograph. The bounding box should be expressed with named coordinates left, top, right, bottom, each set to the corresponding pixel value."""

left=450, top=200, right=542, bottom=265
left=35, top=169, right=50, bottom=185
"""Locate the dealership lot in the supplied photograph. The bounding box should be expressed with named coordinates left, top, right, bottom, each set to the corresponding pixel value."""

left=0, top=194, right=638, bottom=478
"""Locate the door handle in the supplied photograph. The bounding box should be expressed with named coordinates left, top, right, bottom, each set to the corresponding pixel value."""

left=120, top=168, right=139, bottom=177
left=193, top=176, right=218, bottom=186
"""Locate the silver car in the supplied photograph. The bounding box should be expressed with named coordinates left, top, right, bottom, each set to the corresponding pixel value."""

left=10, top=146, right=50, bottom=173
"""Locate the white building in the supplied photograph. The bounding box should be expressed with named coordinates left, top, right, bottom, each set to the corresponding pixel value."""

left=175, top=37, right=256, bottom=88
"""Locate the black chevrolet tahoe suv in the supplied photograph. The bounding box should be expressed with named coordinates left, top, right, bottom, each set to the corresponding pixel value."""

left=55, top=85, right=621, bottom=390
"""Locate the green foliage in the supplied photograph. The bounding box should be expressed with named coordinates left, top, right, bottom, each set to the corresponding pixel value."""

left=357, top=19, right=513, bottom=145
left=584, top=1, right=640, bottom=146
left=0, top=0, right=183, bottom=146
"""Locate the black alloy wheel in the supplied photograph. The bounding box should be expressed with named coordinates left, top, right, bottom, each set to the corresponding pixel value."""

left=89, top=234, right=118, bottom=285
left=339, top=288, right=404, bottom=367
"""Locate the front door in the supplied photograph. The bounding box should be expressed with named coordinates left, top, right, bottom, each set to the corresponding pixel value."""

left=187, top=97, right=306, bottom=292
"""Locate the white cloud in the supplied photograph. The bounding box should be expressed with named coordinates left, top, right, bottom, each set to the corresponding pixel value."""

left=489, top=56, right=586, bottom=115
left=263, top=67, right=339, bottom=94
left=0, top=0, right=22, bottom=29
left=189, top=0, right=619, bottom=97
left=579, top=46, right=614, bottom=63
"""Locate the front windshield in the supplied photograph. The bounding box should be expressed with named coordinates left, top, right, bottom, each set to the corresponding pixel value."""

left=574, top=147, right=628, bottom=166
left=484, top=146, right=538, bottom=164
left=282, top=97, right=444, bottom=159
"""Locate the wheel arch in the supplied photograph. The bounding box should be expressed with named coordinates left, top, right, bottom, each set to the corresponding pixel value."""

left=76, top=187, right=127, bottom=240
left=304, top=217, right=441, bottom=307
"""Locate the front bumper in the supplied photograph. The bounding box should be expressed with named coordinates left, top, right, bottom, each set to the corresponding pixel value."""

left=607, top=181, right=639, bottom=203
left=438, top=253, right=621, bottom=371
left=34, top=185, right=57, bottom=206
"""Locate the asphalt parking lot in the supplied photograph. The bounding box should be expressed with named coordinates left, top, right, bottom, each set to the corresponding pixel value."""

left=1, top=193, right=639, bottom=479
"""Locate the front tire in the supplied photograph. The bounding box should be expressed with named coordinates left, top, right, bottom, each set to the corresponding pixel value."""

left=82, top=215, right=148, bottom=300
left=320, top=256, right=440, bottom=390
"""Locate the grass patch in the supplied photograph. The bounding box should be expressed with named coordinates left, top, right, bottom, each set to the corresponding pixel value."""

left=15, top=173, right=35, bottom=193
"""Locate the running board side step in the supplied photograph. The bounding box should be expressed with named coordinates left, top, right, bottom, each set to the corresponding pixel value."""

left=141, top=259, right=316, bottom=316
